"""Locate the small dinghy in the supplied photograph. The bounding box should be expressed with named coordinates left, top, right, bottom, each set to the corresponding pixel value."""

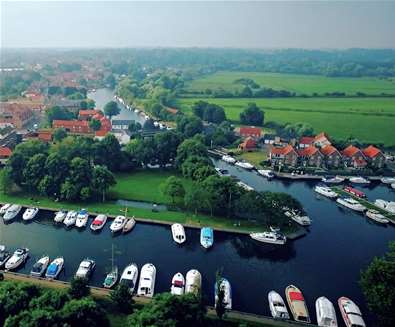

left=103, top=266, right=118, bottom=289
left=30, top=256, right=50, bottom=277
left=123, top=217, right=136, bottom=233
left=22, top=207, right=39, bottom=221
left=316, top=296, right=338, bottom=327
left=63, top=211, right=77, bottom=227
left=137, top=263, right=156, bottom=298
left=338, top=297, right=366, bottom=327
left=170, top=272, right=185, bottom=296
left=75, top=209, right=89, bottom=228
left=54, top=210, right=67, bottom=223
left=215, top=278, right=232, bottom=310
left=45, top=257, right=64, bottom=280
left=0, top=245, right=11, bottom=268
left=185, top=269, right=202, bottom=295
left=5, top=248, right=29, bottom=271
left=120, top=263, right=139, bottom=294
left=200, top=227, right=214, bottom=249
left=285, top=285, right=310, bottom=323
left=90, top=214, right=107, bottom=231
left=268, top=291, right=290, bottom=319
left=171, top=223, right=186, bottom=244
left=110, top=215, right=126, bottom=233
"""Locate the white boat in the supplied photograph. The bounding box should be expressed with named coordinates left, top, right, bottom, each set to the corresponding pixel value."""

left=22, top=207, right=39, bottom=221
left=285, top=210, right=312, bottom=226
left=349, top=176, right=370, bottom=184
left=374, top=200, right=395, bottom=214
left=285, top=285, right=310, bottom=323
left=170, top=272, right=185, bottom=296
left=0, top=245, right=11, bottom=268
left=63, top=210, right=77, bottom=227
left=75, top=258, right=95, bottom=279
left=75, top=209, right=89, bottom=228
left=237, top=181, right=254, bottom=191
left=45, top=257, right=64, bottom=279
left=137, top=263, right=156, bottom=298
left=103, top=266, right=118, bottom=289
left=54, top=210, right=67, bottom=223
left=200, top=227, right=214, bottom=249
left=215, top=167, right=231, bottom=177
left=134, top=109, right=139, bottom=113
left=392, top=183, right=395, bottom=190
left=221, top=155, right=236, bottom=164
left=0, top=203, right=11, bottom=215
left=215, top=278, right=232, bottom=310
left=120, top=263, right=139, bottom=294
left=110, top=215, right=126, bottom=233
left=250, top=230, right=286, bottom=245
left=3, top=204, right=22, bottom=221
left=338, top=297, right=366, bottom=327
left=30, top=256, right=50, bottom=277
left=235, top=161, right=254, bottom=170
left=123, top=217, right=136, bottom=233
left=90, top=214, right=108, bottom=231
left=314, top=185, right=338, bottom=199
left=381, top=177, right=395, bottom=184
left=316, top=296, right=338, bottom=327
left=5, top=248, right=29, bottom=270
left=268, top=291, right=290, bottom=319
left=365, top=209, right=389, bottom=224
left=258, top=169, right=275, bottom=179
left=321, top=176, right=345, bottom=184
left=171, top=223, right=186, bottom=244
left=336, top=198, right=366, bottom=212
left=185, top=269, right=202, bottom=295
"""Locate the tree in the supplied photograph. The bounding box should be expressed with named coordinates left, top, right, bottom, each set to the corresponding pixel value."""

left=46, top=106, right=74, bottom=124
left=23, top=153, right=47, bottom=191
left=104, top=101, right=120, bottom=119
left=0, top=167, right=13, bottom=195
left=239, top=102, right=264, bottom=126
left=69, top=277, right=91, bottom=299
left=91, top=165, right=116, bottom=202
left=161, top=176, right=185, bottom=205
left=128, top=121, right=142, bottom=134
left=181, top=155, right=213, bottom=180
left=53, top=128, right=67, bottom=142
left=215, top=270, right=226, bottom=320
left=94, top=134, right=122, bottom=171
left=61, top=298, right=109, bottom=327
left=89, top=119, right=102, bottom=131
left=360, top=241, right=395, bottom=327
left=110, top=284, right=134, bottom=314
left=176, top=116, right=203, bottom=138
left=184, top=186, right=208, bottom=215
left=175, top=138, right=208, bottom=167
left=154, top=131, right=182, bottom=167
left=4, top=308, right=59, bottom=327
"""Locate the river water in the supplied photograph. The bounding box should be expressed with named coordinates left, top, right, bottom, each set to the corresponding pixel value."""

left=0, top=89, right=394, bottom=325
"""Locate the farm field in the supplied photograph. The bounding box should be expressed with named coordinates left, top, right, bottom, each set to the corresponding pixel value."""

left=183, top=71, right=395, bottom=96
left=177, top=97, right=395, bottom=146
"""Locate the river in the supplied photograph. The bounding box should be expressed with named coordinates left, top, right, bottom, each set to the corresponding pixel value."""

left=0, top=89, right=394, bottom=325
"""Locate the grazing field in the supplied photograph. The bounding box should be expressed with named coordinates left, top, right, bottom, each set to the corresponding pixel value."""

left=183, top=71, right=395, bottom=96
left=178, top=97, right=395, bottom=146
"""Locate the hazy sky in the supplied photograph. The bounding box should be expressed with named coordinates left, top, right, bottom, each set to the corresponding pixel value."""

left=1, top=1, right=395, bottom=49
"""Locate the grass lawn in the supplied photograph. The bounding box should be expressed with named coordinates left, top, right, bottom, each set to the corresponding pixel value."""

left=236, top=151, right=268, bottom=168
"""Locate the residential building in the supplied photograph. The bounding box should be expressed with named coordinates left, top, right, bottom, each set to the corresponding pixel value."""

left=237, top=126, right=262, bottom=139
left=239, top=137, right=257, bottom=151
left=263, top=134, right=276, bottom=145
left=362, top=145, right=386, bottom=169
left=270, top=144, right=298, bottom=167
left=0, top=103, right=34, bottom=129
left=341, top=145, right=367, bottom=169
left=298, top=136, right=314, bottom=149
left=297, top=145, right=324, bottom=167
left=320, top=144, right=342, bottom=168
left=79, top=110, right=101, bottom=120
left=0, top=146, right=12, bottom=165
left=313, top=132, right=331, bottom=148
left=53, top=120, right=91, bottom=134
left=112, top=119, right=134, bottom=131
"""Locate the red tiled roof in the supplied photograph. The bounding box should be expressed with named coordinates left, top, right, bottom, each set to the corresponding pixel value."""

left=320, top=144, right=340, bottom=156
left=79, top=110, right=99, bottom=116
left=299, top=136, right=314, bottom=145
left=95, top=130, right=108, bottom=137
left=53, top=120, right=89, bottom=128
left=240, top=137, right=257, bottom=149
left=297, top=145, right=320, bottom=157
left=38, top=131, right=53, bottom=142
left=239, top=126, right=262, bottom=136
left=362, top=145, right=382, bottom=158
left=0, top=147, right=12, bottom=157
left=314, top=132, right=330, bottom=142
left=353, top=158, right=367, bottom=167
left=271, top=144, right=296, bottom=156
left=342, top=145, right=361, bottom=157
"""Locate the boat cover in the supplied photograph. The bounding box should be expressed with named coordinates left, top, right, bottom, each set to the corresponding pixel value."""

left=92, top=220, right=102, bottom=225
left=47, top=264, right=57, bottom=274
left=289, top=291, right=304, bottom=301
left=173, top=280, right=184, bottom=287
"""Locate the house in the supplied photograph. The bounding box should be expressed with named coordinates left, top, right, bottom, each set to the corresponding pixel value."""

left=269, top=144, right=298, bottom=167
left=24, top=130, right=53, bottom=143
left=0, top=103, right=34, bottom=129
left=297, top=145, right=324, bottom=167
left=239, top=137, right=257, bottom=151
left=0, top=146, right=12, bottom=165
left=94, top=130, right=109, bottom=141
left=341, top=145, right=367, bottom=168
left=112, top=120, right=134, bottom=131
left=313, top=132, right=331, bottom=148
left=298, top=136, right=314, bottom=149
left=0, top=125, right=18, bottom=148
left=320, top=144, right=342, bottom=168
left=263, top=134, right=276, bottom=145
left=238, top=126, right=262, bottom=139
left=53, top=120, right=91, bottom=134
left=79, top=110, right=101, bottom=120
left=362, top=145, right=386, bottom=169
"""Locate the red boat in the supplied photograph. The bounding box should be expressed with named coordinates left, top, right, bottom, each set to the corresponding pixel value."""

left=344, top=186, right=366, bottom=198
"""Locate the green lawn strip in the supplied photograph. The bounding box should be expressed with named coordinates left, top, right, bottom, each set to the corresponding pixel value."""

left=236, top=151, right=268, bottom=168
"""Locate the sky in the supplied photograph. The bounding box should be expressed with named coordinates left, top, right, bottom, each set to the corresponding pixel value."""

left=1, top=1, right=395, bottom=49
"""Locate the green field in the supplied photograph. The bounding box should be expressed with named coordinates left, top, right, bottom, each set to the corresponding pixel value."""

left=184, top=71, right=395, bottom=96
left=178, top=97, right=395, bottom=146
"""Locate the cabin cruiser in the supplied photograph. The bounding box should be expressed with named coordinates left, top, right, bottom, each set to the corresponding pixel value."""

left=75, top=209, right=89, bottom=228
left=5, top=248, right=29, bottom=271
left=171, top=223, right=186, bottom=244
left=316, top=296, right=338, bottom=327
left=285, top=210, right=312, bottom=226
left=30, top=256, right=50, bottom=277
left=110, top=215, right=126, bottom=233
left=0, top=203, right=11, bottom=215
left=185, top=269, right=202, bottom=295
left=314, top=185, right=338, bottom=199
left=338, top=297, right=366, bottom=327
left=215, top=278, right=232, bottom=310
left=3, top=204, right=22, bottom=221
left=0, top=245, right=11, bottom=268
left=103, top=266, right=118, bottom=289
left=250, top=228, right=287, bottom=245
left=349, top=176, right=370, bottom=184
left=63, top=210, right=77, bottom=227
left=54, top=210, right=67, bottom=223
left=221, top=155, right=236, bottom=164
left=171, top=272, right=185, bottom=296
left=123, top=217, right=136, bottom=233
left=215, top=167, right=231, bottom=177
left=268, top=291, right=290, bottom=320
left=22, top=207, right=39, bottom=221
left=120, top=263, right=139, bottom=294
left=381, top=177, right=395, bottom=184
left=90, top=214, right=108, bottom=231
left=321, top=175, right=345, bottom=184
left=200, top=227, right=214, bottom=249
left=365, top=209, right=389, bottom=224
left=237, top=181, right=254, bottom=191
left=336, top=197, right=366, bottom=212
left=75, top=258, right=95, bottom=279
left=344, top=186, right=366, bottom=198
left=285, top=285, right=310, bottom=323
left=45, top=257, right=64, bottom=279
left=374, top=199, right=395, bottom=214
left=137, top=263, right=156, bottom=298
left=258, top=169, right=275, bottom=179
left=235, top=161, right=254, bottom=170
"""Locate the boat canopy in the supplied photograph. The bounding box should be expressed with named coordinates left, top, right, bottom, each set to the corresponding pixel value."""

left=173, top=280, right=184, bottom=287
left=47, top=264, right=57, bottom=274
left=289, top=291, right=304, bottom=301
left=202, top=228, right=213, bottom=238
left=92, top=220, right=102, bottom=225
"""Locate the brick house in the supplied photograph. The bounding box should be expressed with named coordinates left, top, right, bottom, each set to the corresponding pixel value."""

left=238, top=126, right=262, bottom=139
left=298, top=136, right=314, bottom=149
left=270, top=144, right=298, bottom=167
left=79, top=110, right=101, bottom=120
left=362, top=145, right=386, bottom=169
left=239, top=137, right=257, bottom=151
left=313, top=132, right=331, bottom=148
left=0, top=146, right=12, bottom=165
left=297, top=145, right=324, bottom=167
left=320, top=144, right=342, bottom=168
left=342, top=145, right=367, bottom=168
left=53, top=120, right=91, bottom=134
left=0, top=103, right=34, bottom=129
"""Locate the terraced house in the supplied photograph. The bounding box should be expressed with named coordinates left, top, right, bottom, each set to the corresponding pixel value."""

left=320, top=144, right=342, bottom=168
left=297, top=145, right=324, bottom=167
left=341, top=145, right=367, bottom=169
left=362, top=145, right=386, bottom=169
left=269, top=144, right=298, bottom=167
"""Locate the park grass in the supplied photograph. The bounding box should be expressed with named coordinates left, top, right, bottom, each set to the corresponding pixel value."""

left=183, top=71, right=395, bottom=96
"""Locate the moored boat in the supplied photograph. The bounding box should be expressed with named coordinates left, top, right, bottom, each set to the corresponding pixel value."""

left=374, top=199, right=395, bottom=214
left=122, top=217, right=136, bottom=233
left=75, top=258, right=95, bottom=279
left=171, top=223, right=186, bottom=244
left=54, top=210, right=67, bottom=223
left=316, top=296, right=338, bottom=327
left=237, top=181, right=254, bottom=191
left=381, top=177, right=395, bottom=184
left=214, top=278, right=232, bottom=310
left=90, top=214, right=107, bottom=231
left=258, top=169, right=275, bottom=179
left=75, top=209, right=89, bottom=228
left=30, top=256, right=50, bottom=277
left=120, top=263, right=139, bottom=294
left=322, top=175, right=345, bottom=184
left=110, top=215, right=126, bottom=233
left=170, top=272, right=185, bottom=296
left=215, top=167, right=231, bottom=177
left=285, top=210, right=312, bottom=226
left=344, top=186, right=366, bottom=198
left=63, top=211, right=77, bottom=227
left=0, top=245, right=11, bottom=268
left=285, top=285, right=310, bottom=323
left=338, top=297, right=366, bottom=327
left=200, top=227, right=214, bottom=249
left=45, top=257, right=64, bottom=279
left=314, top=185, right=338, bottom=199
left=392, top=183, right=395, bottom=190
left=221, top=155, right=236, bottom=164
left=349, top=176, right=370, bottom=184
left=5, top=248, right=29, bottom=271
left=336, top=197, right=366, bottom=212
left=185, top=269, right=202, bottom=295
left=250, top=229, right=286, bottom=245
left=22, top=207, right=39, bottom=221
left=268, top=290, right=290, bottom=320
left=137, top=263, right=156, bottom=297
left=3, top=204, right=22, bottom=221
left=0, top=203, right=11, bottom=215
left=365, top=209, right=389, bottom=224
left=103, top=266, right=118, bottom=289
left=235, top=161, right=254, bottom=170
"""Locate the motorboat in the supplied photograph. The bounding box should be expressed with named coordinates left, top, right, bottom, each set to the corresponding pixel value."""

left=344, top=186, right=366, bottom=198
left=374, top=199, right=395, bottom=214
left=250, top=230, right=286, bottom=245
left=120, top=263, right=139, bottom=294
left=235, top=161, right=254, bottom=170
left=63, top=210, right=77, bottom=227
left=365, top=209, right=389, bottom=224
left=103, top=266, right=118, bottom=289
left=45, top=257, right=64, bottom=279
left=392, top=183, right=395, bottom=190
left=90, top=214, right=107, bottom=231
left=171, top=223, right=186, bottom=244
left=285, top=210, right=312, bottom=226
left=381, top=177, right=395, bottom=184
left=314, top=185, right=338, bottom=199
left=3, top=204, right=22, bottom=221
left=215, top=167, right=231, bottom=177
left=321, top=175, right=345, bottom=184
left=221, top=155, right=236, bottom=164
left=0, top=203, right=11, bottom=215
left=0, top=245, right=11, bottom=268
left=123, top=217, right=136, bottom=233
left=349, top=176, right=370, bottom=184
left=54, top=210, right=67, bottom=223
left=285, top=285, right=310, bottom=323
left=75, top=209, right=89, bottom=228
left=338, top=297, right=366, bottom=327
left=22, top=207, right=39, bottom=221
left=30, top=256, right=50, bottom=277
left=268, top=291, right=290, bottom=320
left=137, top=263, right=156, bottom=298
left=237, top=181, right=254, bottom=191
left=214, top=278, right=232, bottom=310
left=336, top=197, right=366, bottom=212
left=75, top=258, right=95, bottom=279
left=5, top=248, right=29, bottom=271
left=258, top=169, right=275, bottom=179
left=171, top=272, right=185, bottom=296
left=316, top=296, right=338, bottom=327
left=110, top=215, right=126, bottom=233
left=200, top=227, right=214, bottom=249
left=185, top=269, right=202, bottom=295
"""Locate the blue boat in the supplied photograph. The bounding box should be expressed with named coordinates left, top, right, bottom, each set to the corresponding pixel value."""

left=200, top=227, right=214, bottom=249
left=45, top=257, right=64, bottom=279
